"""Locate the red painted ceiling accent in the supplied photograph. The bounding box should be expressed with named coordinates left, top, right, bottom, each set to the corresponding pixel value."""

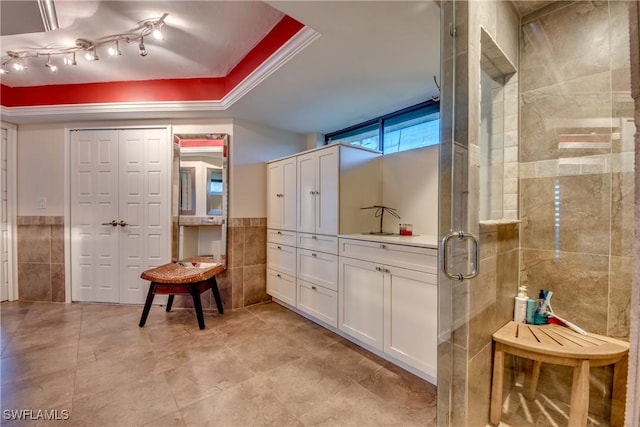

left=0, top=16, right=303, bottom=108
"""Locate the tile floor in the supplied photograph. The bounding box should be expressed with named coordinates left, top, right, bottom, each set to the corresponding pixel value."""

left=0, top=300, right=437, bottom=426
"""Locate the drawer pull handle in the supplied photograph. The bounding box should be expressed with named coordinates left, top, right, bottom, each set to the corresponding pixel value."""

left=375, top=266, right=382, bottom=272
left=311, top=286, right=317, bottom=290
left=276, top=274, right=282, bottom=278
left=383, top=268, right=390, bottom=273
left=311, top=253, right=317, bottom=257
left=276, top=193, right=283, bottom=198
left=380, top=244, right=387, bottom=249
left=276, top=246, right=282, bottom=250
left=311, top=235, right=317, bottom=239
left=277, top=231, right=282, bottom=235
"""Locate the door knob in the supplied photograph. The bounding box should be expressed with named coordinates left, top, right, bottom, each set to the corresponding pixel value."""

left=101, top=220, right=118, bottom=227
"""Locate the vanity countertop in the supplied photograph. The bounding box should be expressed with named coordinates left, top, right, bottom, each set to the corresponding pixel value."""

left=338, top=233, right=438, bottom=249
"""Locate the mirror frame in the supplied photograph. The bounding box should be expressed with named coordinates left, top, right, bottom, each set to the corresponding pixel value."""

left=172, top=133, right=229, bottom=267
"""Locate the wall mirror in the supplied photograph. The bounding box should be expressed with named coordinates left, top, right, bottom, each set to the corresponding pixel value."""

left=172, top=133, right=229, bottom=267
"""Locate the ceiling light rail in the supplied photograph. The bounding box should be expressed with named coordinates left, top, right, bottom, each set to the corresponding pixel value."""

left=0, top=13, right=168, bottom=75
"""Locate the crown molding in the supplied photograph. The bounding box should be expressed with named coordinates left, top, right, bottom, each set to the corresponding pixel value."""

left=0, top=26, right=320, bottom=123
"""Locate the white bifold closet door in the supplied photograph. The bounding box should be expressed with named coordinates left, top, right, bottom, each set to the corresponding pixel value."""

left=71, top=128, right=170, bottom=304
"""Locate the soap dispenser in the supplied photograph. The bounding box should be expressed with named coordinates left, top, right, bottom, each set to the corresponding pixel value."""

left=514, top=286, right=528, bottom=324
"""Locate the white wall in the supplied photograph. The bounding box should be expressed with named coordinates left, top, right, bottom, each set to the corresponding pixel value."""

left=381, top=144, right=439, bottom=236
left=17, top=124, right=66, bottom=216
left=232, top=119, right=306, bottom=218
left=16, top=118, right=305, bottom=220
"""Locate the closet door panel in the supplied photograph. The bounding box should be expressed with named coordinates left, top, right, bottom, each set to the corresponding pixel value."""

left=71, top=130, right=119, bottom=303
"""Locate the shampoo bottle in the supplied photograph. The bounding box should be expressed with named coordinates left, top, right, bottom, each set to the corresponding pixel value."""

left=514, top=286, right=528, bottom=324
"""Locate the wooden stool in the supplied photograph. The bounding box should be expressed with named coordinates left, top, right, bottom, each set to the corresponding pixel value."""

left=138, top=257, right=225, bottom=330
left=490, top=321, right=629, bottom=427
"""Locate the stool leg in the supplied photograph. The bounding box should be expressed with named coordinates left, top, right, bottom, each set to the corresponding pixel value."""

left=610, top=355, right=628, bottom=427
left=166, top=295, right=175, bottom=312
left=190, top=286, right=206, bottom=330
left=525, top=360, right=542, bottom=400
left=209, top=277, right=224, bottom=314
left=490, top=346, right=505, bottom=425
left=568, top=360, right=590, bottom=427
left=139, top=282, right=157, bottom=327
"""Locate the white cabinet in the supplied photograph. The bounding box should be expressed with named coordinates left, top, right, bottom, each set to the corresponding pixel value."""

left=267, top=157, right=296, bottom=231
left=338, top=257, right=384, bottom=349
left=297, top=145, right=339, bottom=235
left=384, top=266, right=437, bottom=378
left=338, top=237, right=438, bottom=379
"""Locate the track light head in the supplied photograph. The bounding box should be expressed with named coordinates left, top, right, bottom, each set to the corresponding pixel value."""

left=108, top=41, right=122, bottom=57
left=45, top=56, right=57, bottom=72
left=138, top=38, right=148, bottom=57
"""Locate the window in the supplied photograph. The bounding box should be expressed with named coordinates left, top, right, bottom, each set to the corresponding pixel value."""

left=324, top=101, right=439, bottom=154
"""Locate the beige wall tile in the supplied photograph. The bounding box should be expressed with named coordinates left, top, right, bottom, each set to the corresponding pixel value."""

left=18, top=263, right=51, bottom=301
left=243, top=264, right=267, bottom=306
left=17, top=225, right=51, bottom=264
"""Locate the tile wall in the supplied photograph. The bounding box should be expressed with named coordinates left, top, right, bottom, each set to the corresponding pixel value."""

left=16, top=216, right=269, bottom=310
left=16, top=216, right=65, bottom=302
left=170, top=217, right=268, bottom=311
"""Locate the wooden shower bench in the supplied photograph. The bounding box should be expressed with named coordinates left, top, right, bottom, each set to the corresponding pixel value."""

left=490, top=321, right=629, bottom=427
left=138, top=257, right=225, bottom=330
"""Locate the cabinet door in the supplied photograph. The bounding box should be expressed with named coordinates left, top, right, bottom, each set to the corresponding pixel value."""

left=316, top=146, right=338, bottom=235
left=267, top=161, right=283, bottom=229
left=338, top=257, right=384, bottom=350
left=384, top=266, right=437, bottom=378
left=297, top=152, right=316, bottom=233
left=280, top=158, right=297, bottom=231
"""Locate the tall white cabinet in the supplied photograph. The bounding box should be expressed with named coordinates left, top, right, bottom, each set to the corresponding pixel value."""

left=266, top=144, right=381, bottom=326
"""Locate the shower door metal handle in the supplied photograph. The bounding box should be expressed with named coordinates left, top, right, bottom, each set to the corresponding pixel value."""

left=441, top=231, right=479, bottom=281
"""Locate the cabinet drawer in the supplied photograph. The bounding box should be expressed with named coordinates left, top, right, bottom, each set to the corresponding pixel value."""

left=267, top=269, right=296, bottom=306
left=267, top=243, right=296, bottom=276
left=297, top=248, right=338, bottom=291
left=267, top=229, right=297, bottom=246
left=339, top=238, right=437, bottom=274
left=297, top=233, right=338, bottom=254
left=297, top=279, right=337, bottom=328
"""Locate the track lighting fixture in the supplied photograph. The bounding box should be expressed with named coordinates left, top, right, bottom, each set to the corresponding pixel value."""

left=0, top=13, right=168, bottom=75
left=138, top=37, right=148, bottom=57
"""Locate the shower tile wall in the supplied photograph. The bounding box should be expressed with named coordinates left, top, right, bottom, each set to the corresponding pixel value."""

left=517, top=0, right=634, bottom=420
left=519, top=0, right=634, bottom=340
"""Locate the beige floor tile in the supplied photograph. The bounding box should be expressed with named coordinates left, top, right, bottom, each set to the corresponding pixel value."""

left=180, top=375, right=301, bottom=427
left=71, top=374, right=179, bottom=427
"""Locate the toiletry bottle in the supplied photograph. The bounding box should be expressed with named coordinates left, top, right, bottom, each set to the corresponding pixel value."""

left=526, top=298, right=537, bottom=324
left=514, top=286, right=528, bottom=324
